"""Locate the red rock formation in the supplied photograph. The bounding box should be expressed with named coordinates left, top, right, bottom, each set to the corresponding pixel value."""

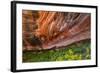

left=22, top=10, right=91, bottom=51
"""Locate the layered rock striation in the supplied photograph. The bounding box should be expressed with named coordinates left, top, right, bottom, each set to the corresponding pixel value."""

left=22, top=10, right=91, bottom=51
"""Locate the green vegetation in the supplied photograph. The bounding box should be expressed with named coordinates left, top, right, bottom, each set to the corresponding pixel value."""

left=23, top=40, right=91, bottom=62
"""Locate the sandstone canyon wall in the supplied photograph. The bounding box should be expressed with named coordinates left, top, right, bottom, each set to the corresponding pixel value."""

left=22, top=10, right=91, bottom=51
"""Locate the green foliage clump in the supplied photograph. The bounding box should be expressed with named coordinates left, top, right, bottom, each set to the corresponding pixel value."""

left=23, top=40, right=91, bottom=62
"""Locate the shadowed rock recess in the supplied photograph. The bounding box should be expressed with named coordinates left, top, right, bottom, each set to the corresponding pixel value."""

left=22, top=10, right=91, bottom=51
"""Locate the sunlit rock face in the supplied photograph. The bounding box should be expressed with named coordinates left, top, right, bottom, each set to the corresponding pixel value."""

left=22, top=10, right=91, bottom=51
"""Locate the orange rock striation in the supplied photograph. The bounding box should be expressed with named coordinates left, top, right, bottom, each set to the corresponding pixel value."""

left=22, top=10, right=91, bottom=51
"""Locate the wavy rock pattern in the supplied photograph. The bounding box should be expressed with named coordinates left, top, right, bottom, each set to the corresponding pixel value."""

left=22, top=10, right=91, bottom=51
